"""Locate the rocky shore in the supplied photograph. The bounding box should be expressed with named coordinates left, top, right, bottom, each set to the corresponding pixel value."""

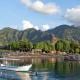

left=0, top=51, right=80, bottom=61
left=64, top=54, right=80, bottom=61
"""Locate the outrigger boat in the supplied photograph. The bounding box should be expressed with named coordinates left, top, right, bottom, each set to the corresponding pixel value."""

left=0, top=58, right=32, bottom=72
left=0, top=64, right=32, bottom=72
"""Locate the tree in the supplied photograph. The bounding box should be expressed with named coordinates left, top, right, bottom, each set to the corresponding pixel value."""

left=63, top=40, right=70, bottom=52
left=9, top=41, right=20, bottom=51
left=69, top=41, right=79, bottom=53
left=34, top=41, right=54, bottom=53
left=55, top=40, right=64, bottom=51
left=19, top=39, right=33, bottom=51
left=75, top=48, right=80, bottom=54
left=8, top=39, right=33, bottom=51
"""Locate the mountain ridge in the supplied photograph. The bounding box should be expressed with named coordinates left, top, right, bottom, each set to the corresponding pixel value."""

left=0, top=24, right=80, bottom=45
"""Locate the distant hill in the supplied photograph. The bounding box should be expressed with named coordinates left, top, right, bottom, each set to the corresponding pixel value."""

left=0, top=25, right=80, bottom=45
left=0, top=27, right=52, bottom=45
left=47, top=25, right=80, bottom=41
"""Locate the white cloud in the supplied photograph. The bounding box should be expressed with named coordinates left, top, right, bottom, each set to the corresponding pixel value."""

left=21, top=0, right=59, bottom=15
left=22, top=20, right=33, bottom=30
left=21, top=0, right=31, bottom=6
left=41, top=24, right=50, bottom=31
left=22, top=20, right=39, bottom=30
left=65, top=6, right=80, bottom=26
left=34, top=26, right=39, bottom=30
left=22, top=20, right=50, bottom=31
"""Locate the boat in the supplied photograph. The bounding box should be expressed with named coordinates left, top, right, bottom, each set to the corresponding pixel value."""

left=0, top=58, right=32, bottom=72
left=0, top=64, right=32, bottom=72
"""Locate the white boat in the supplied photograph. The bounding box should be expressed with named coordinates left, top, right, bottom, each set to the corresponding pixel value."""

left=0, top=64, right=32, bottom=72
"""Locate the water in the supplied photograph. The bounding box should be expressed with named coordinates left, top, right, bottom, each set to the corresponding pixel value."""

left=0, top=58, right=80, bottom=80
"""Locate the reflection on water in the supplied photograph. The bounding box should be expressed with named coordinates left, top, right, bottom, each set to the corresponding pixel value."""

left=17, top=72, right=31, bottom=80
left=0, top=58, right=80, bottom=80
left=0, top=70, right=20, bottom=80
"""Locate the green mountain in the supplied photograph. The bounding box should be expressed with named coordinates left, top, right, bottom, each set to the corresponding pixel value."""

left=0, top=27, right=51, bottom=45
left=47, top=25, right=80, bottom=41
left=0, top=25, right=80, bottom=45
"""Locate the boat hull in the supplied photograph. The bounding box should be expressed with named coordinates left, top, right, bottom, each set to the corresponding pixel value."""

left=0, top=64, right=32, bottom=72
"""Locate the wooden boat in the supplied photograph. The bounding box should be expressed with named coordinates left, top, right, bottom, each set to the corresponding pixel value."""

left=0, top=64, right=32, bottom=72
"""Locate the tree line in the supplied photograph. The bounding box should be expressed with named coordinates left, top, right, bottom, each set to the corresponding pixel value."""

left=3, top=39, right=80, bottom=54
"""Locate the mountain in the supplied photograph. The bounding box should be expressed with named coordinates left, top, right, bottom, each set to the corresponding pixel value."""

left=0, top=27, right=52, bottom=45
left=19, top=28, right=52, bottom=43
left=0, top=27, right=19, bottom=45
left=47, top=25, right=80, bottom=41
left=0, top=25, right=80, bottom=45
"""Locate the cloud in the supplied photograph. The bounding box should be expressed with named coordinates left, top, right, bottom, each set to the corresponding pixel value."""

left=21, top=0, right=59, bottom=15
left=22, top=20, right=50, bottom=31
left=34, top=26, right=39, bottom=30
left=41, top=24, right=50, bottom=31
left=22, top=20, right=34, bottom=30
left=65, top=6, right=80, bottom=26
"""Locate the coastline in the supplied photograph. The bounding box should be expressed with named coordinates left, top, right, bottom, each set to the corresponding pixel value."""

left=0, top=51, right=80, bottom=61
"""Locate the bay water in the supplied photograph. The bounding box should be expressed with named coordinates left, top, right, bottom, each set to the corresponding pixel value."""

left=0, top=57, right=80, bottom=80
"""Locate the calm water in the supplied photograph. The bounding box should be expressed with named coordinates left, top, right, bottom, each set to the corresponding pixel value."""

left=0, top=58, right=80, bottom=80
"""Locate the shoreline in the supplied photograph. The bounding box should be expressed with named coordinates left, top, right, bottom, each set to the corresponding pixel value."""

left=0, top=51, right=80, bottom=61
left=5, top=54, right=80, bottom=61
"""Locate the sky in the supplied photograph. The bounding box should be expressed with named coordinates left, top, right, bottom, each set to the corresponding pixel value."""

left=0, top=0, right=80, bottom=31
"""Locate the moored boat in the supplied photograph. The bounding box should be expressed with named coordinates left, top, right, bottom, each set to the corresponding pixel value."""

left=0, top=64, right=32, bottom=72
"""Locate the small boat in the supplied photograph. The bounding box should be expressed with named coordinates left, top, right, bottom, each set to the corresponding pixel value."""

left=0, top=64, right=32, bottom=72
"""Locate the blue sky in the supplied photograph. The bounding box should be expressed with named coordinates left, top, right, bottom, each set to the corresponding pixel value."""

left=0, top=0, right=80, bottom=30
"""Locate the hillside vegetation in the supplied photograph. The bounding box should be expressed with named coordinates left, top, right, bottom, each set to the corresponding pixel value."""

left=0, top=25, right=80, bottom=45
